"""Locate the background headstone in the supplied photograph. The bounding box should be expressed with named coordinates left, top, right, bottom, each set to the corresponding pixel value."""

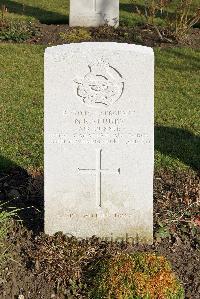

left=70, top=0, right=119, bottom=27
left=45, top=42, right=154, bottom=243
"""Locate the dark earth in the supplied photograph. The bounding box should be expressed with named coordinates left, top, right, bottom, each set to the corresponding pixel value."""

left=0, top=168, right=199, bottom=299
left=26, top=23, right=200, bottom=49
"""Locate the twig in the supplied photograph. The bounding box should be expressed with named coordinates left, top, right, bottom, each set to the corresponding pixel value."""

left=153, top=24, right=163, bottom=40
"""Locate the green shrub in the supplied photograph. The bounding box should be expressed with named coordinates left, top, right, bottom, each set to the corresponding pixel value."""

left=129, top=0, right=200, bottom=40
left=88, top=252, right=184, bottom=299
left=0, top=16, right=38, bottom=42
left=59, top=28, right=92, bottom=43
left=167, top=0, right=200, bottom=39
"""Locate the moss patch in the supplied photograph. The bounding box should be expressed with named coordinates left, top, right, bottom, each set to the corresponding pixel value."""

left=88, top=252, right=184, bottom=299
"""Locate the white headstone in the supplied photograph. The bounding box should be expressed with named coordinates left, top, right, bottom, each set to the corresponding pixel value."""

left=70, top=0, right=119, bottom=27
left=45, top=43, right=154, bottom=244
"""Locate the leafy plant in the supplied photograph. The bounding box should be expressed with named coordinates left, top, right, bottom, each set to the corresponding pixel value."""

left=155, top=221, right=171, bottom=241
left=88, top=252, right=184, bottom=299
left=59, top=28, right=92, bottom=43
left=0, top=10, right=38, bottom=42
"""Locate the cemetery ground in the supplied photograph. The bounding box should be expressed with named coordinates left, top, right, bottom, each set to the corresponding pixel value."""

left=0, top=1, right=200, bottom=299
left=0, top=0, right=200, bottom=46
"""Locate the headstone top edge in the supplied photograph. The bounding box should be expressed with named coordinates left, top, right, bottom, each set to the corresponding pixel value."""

left=45, top=42, right=154, bottom=56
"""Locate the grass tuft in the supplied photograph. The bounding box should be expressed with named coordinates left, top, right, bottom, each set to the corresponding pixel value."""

left=0, top=201, right=19, bottom=265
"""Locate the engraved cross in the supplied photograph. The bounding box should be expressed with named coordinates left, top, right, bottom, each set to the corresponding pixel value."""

left=78, top=149, right=120, bottom=207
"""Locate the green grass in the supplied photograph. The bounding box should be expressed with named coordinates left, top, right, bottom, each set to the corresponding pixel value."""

left=0, top=0, right=69, bottom=24
left=0, top=44, right=199, bottom=172
left=0, top=44, right=44, bottom=170
left=120, top=0, right=200, bottom=27
left=155, top=47, right=200, bottom=171
left=0, top=0, right=199, bottom=26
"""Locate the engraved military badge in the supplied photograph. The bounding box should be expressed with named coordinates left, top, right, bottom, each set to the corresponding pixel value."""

left=74, top=59, right=124, bottom=107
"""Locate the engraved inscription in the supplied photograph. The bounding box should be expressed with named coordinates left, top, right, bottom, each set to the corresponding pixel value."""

left=48, top=108, right=151, bottom=145
left=78, top=149, right=120, bottom=207
left=74, top=59, right=124, bottom=107
left=65, top=213, right=132, bottom=218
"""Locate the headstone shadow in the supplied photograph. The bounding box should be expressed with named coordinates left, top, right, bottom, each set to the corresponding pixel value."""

left=156, top=48, right=200, bottom=72
left=0, top=156, right=44, bottom=234
left=1, top=0, right=68, bottom=24
left=155, top=126, right=200, bottom=171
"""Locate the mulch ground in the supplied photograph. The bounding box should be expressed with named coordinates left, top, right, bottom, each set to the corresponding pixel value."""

left=0, top=168, right=199, bottom=299
left=22, top=23, right=200, bottom=49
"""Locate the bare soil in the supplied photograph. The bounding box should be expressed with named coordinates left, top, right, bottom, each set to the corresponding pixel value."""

left=26, top=23, right=200, bottom=49
left=0, top=168, right=199, bottom=299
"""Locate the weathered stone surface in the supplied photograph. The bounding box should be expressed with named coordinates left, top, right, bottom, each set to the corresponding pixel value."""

left=44, top=43, right=154, bottom=243
left=69, top=0, right=119, bottom=27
